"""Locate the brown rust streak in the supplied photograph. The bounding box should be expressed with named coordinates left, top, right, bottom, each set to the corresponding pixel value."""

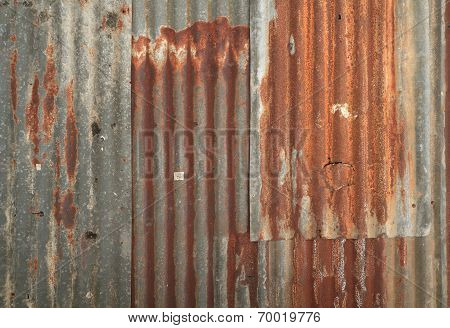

left=258, top=0, right=405, bottom=239
left=132, top=35, right=156, bottom=307
left=65, top=80, right=78, bottom=185
left=10, top=49, right=18, bottom=124
left=42, top=44, right=59, bottom=142
left=25, top=75, right=40, bottom=165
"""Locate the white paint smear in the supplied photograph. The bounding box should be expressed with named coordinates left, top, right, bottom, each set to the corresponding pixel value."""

left=331, top=103, right=357, bottom=120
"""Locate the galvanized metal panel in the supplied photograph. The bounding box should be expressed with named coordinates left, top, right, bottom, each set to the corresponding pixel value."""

left=0, top=0, right=131, bottom=307
left=250, top=0, right=445, bottom=240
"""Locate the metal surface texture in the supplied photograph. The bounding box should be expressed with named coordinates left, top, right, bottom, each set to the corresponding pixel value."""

left=131, top=0, right=250, bottom=307
left=0, top=0, right=131, bottom=307
left=250, top=0, right=445, bottom=240
left=131, top=0, right=448, bottom=308
left=0, top=0, right=448, bottom=309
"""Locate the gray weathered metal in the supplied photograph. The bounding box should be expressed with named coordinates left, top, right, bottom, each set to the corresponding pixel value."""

left=0, top=0, right=131, bottom=307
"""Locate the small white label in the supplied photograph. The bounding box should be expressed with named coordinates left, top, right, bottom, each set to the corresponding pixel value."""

left=35, top=164, right=41, bottom=171
left=174, top=172, right=184, bottom=181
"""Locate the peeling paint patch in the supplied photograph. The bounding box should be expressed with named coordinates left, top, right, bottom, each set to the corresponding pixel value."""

left=331, top=103, right=357, bottom=120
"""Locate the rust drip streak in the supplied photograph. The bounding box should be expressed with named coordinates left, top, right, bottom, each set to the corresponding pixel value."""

left=65, top=80, right=78, bottom=185
left=257, top=0, right=405, bottom=239
left=199, top=23, right=219, bottom=308
left=42, top=44, right=59, bottom=142
left=10, top=49, right=18, bottom=124
left=132, top=18, right=250, bottom=307
left=223, top=29, right=238, bottom=307
left=132, top=35, right=156, bottom=307
left=162, top=30, right=176, bottom=307
left=25, top=74, right=40, bottom=165
left=183, top=39, right=196, bottom=307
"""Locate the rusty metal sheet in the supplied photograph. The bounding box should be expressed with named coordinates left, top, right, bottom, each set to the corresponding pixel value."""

left=131, top=0, right=250, bottom=308
left=131, top=0, right=447, bottom=308
left=250, top=0, right=445, bottom=240
left=0, top=0, right=131, bottom=307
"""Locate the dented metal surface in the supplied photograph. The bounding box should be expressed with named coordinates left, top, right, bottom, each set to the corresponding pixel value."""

left=0, top=0, right=131, bottom=307
left=250, top=0, right=445, bottom=240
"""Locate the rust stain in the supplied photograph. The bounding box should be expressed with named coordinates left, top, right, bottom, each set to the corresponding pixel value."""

left=258, top=0, right=405, bottom=239
left=27, top=257, right=38, bottom=275
left=42, top=44, right=59, bottom=142
left=61, top=190, right=77, bottom=230
left=10, top=34, right=16, bottom=42
left=132, top=17, right=249, bottom=307
left=10, top=49, right=18, bottom=124
left=65, top=80, right=78, bottom=185
left=53, top=142, right=77, bottom=231
left=396, top=238, right=407, bottom=267
left=25, top=74, right=40, bottom=165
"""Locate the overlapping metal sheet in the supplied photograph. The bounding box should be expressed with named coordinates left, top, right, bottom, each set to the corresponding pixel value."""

left=131, top=0, right=447, bottom=308
left=0, top=0, right=131, bottom=307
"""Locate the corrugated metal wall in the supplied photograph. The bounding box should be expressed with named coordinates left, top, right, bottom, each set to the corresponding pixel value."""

left=250, top=0, right=442, bottom=240
left=131, top=0, right=447, bottom=308
left=0, top=0, right=131, bottom=307
left=0, top=0, right=448, bottom=308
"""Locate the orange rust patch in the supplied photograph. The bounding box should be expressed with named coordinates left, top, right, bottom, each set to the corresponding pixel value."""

left=42, top=44, right=59, bottom=142
left=65, top=80, right=78, bottom=185
left=10, top=34, right=16, bottom=42
left=25, top=74, right=40, bottom=165
left=258, top=0, right=405, bottom=239
left=10, top=49, right=18, bottom=124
